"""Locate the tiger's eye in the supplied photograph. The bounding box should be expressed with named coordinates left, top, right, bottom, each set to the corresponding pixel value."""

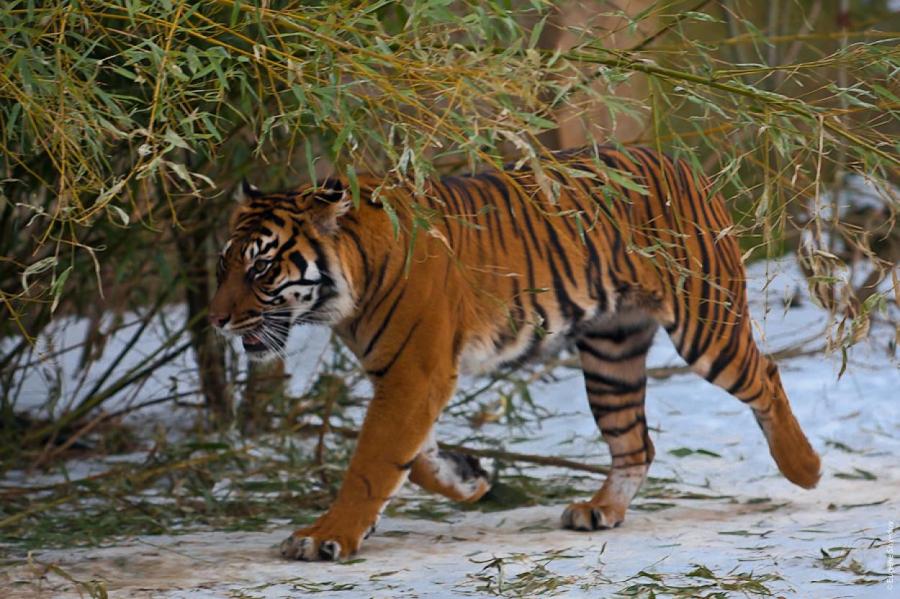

left=252, top=260, right=271, bottom=275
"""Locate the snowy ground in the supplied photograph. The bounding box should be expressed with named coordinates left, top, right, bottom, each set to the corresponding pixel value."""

left=2, top=256, right=898, bottom=598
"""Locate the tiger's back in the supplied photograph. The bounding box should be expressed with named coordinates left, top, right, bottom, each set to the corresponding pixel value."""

left=422, top=146, right=742, bottom=377
left=211, top=145, right=821, bottom=561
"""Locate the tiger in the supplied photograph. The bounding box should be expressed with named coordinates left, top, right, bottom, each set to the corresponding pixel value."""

left=209, top=145, right=821, bottom=561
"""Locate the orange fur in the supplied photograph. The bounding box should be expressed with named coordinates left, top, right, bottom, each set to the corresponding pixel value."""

left=210, top=146, right=820, bottom=560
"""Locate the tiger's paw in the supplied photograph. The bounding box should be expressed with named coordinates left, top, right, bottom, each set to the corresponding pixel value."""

left=464, top=475, right=492, bottom=503
left=280, top=522, right=366, bottom=561
left=561, top=501, right=625, bottom=531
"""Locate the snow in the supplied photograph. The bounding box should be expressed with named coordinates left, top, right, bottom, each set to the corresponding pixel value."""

left=2, top=256, right=898, bottom=598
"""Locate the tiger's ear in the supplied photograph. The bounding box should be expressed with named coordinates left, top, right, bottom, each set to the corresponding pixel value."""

left=240, top=179, right=262, bottom=201
left=310, top=178, right=351, bottom=234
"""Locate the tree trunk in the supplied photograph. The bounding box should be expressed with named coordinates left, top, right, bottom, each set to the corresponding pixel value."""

left=540, top=0, right=658, bottom=148
left=174, top=202, right=234, bottom=430
left=239, top=359, right=288, bottom=435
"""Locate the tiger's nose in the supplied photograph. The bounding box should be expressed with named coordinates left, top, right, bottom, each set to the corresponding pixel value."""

left=208, top=313, right=230, bottom=328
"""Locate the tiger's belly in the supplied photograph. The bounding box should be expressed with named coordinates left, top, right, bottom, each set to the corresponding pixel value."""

left=456, top=289, right=659, bottom=376
left=458, top=306, right=591, bottom=376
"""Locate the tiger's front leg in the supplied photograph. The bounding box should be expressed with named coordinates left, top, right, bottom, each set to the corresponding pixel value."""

left=280, top=358, right=456, bottom=561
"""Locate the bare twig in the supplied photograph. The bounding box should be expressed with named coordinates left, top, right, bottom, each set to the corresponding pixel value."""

left=32, top=409, right=108, bottom=469
left=294, top=422, right=610, bottom=475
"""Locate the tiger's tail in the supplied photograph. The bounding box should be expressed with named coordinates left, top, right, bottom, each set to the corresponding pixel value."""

left=668, top=304, right=821, bottom=488
left=756, top=359, right=821, bottom=489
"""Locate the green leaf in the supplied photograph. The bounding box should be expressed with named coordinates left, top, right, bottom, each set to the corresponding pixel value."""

left=668, top=447, right=721, bottom=458
left=668, top=447, right=694, bottom=458
left=381, top=197, right=400, bottom=238
left=332, top=126, right=352, bottom=156
left=164, top=128, right=191, bottom=151
left=304, top=138, right=317, bottom=187
left=834, top=468, right=876, bottom=481
left=684, top=11, right=722, bottom=23
left=230, top=0, right=242, bottom=27
left=50, top=266, right=72, bottom=314
left=528, top=15, right=547, bottom=49
left=604, top=168, right=649, bottom=196
left=346, top=165, right=360, bottom=208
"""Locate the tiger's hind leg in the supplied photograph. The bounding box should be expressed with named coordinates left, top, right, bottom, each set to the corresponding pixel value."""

left=669, top=315, right=821, bottom=489
left=409, top=431, right=492, bottom=503
left=562, top=319, right=658, bottom=531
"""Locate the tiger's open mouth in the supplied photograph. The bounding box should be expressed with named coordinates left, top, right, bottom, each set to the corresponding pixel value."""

left=239, top=322, right=289, bottom=359
left=241, top=332, right=266, bottom=352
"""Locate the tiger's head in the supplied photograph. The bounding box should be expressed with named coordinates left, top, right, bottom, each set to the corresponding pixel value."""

left=209, top=179, right=356, bottom=361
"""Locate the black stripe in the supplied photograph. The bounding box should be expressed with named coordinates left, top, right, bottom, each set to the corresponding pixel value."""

left=569, top=176, right=610, bottom=313
left=611, top=446, right=649, bottom=459
left=577, top=339, right=652, bottom=363
left=272, top=234, right=297, bottom=260
left=424, top=191, right=455, bottom=250
left=342, top=228, right=370, bottom=291
left=582, top=321, right=652, bottom=343
left=307, top=236, right=330, bottom=280
left=589, top=399, right=645, bottom=418
left=470, top=181, right=506, bottom=252
left=703, top=321, right=743, bottom=383
left=600, top=416, right=646, bottom=437
left=478, top=173, right=523, bottom=240
left=676, top=161, right=719, bottom=366
left=367, top=321, right=421, bottom=378
left=440, top=178, right=464, bottom=216
left=584, top=371, right=647, bottom=394
left=538, top=204, right=576, bottom=284
left=508, top=177, right=546, bottom=260
left=739, top=387, right=765, bottom=404
left=289, top=252, right=308, bottom=275
left=726, top=348, right=757, bottom=396
left=362, top=266, right=405, bottom=326
left=351, top=258, right=390, bottom=337
left=549, top=257, right=584, bottom=323
left=363, top=288, right=406, bottom=357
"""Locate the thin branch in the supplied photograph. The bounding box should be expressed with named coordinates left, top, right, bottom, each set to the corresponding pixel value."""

left=629, top=0, right=715, bottom=52
left=293, top=423, right=610, bottom=475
